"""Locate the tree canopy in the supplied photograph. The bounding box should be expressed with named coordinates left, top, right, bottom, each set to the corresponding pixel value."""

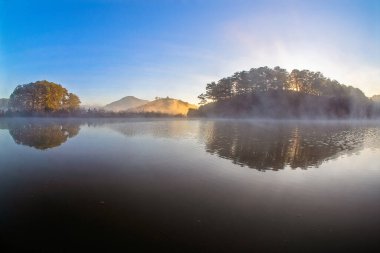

left=199, top=66, right=367, bottom=103
left=8, top=81, right=81, bottom=112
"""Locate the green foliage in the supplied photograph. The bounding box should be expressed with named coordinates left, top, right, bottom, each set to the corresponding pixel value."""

left=8, top=80, right=81, bottom=112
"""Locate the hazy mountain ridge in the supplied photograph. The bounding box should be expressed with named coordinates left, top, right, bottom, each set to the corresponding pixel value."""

left=103, top=96, right=150, bottom=112
left=128, top=98, right=198, bottom=116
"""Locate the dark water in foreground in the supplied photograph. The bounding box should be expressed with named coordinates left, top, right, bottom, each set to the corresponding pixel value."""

left=0, top=118, right=380, bottom=252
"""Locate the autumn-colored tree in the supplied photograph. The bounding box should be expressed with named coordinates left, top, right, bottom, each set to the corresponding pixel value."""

left=9, top=81, right=81, bottom=112
left=64, top=93, right=81, bottom=111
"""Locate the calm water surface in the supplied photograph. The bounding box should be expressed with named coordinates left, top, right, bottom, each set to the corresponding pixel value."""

left=0, top=118, right=380, bottom=252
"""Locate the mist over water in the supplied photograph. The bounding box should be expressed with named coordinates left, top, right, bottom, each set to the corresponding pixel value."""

left=0, top=118, right=380, bottom=252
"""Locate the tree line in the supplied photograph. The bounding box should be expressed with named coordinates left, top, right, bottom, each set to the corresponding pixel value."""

left=198, top=66, right=367, bottom=103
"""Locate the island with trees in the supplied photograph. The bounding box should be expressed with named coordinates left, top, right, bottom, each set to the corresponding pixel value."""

left=190, top=66, right=380, bottom=119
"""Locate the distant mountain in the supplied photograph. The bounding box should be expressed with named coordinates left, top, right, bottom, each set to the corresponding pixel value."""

left=104, top=96, right=150, bottom=112
left=0, top=98, right=9, bottom=110
left=129, top=98, right=197, bottom=115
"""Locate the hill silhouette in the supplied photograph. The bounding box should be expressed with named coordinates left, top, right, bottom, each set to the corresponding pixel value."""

left=104, top=96, right=149, bottom=112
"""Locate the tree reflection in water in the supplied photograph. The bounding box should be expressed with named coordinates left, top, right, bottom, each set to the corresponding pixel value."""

left=0, top=118, right=378, bottom=169
left=2, top=120, right=80, bottom=150
left=201, top=120, right=371, bottom=171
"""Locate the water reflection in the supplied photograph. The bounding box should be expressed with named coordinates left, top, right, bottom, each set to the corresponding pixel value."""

left=201, top=120, right=379, bottom=171
left=105, top=119, right=200, bottom=139
left=1, top=118, right=379, bottom=170
left=1, top=118, right=379, bottom=252
left=0, top=119, right=80, bottom=150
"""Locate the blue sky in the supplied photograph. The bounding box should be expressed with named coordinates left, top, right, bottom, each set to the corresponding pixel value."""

left=0, top=0, right=379, bottom=105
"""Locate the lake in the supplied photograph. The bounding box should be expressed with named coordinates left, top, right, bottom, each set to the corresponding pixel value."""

left=0, top=118, right=380, bottom=252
